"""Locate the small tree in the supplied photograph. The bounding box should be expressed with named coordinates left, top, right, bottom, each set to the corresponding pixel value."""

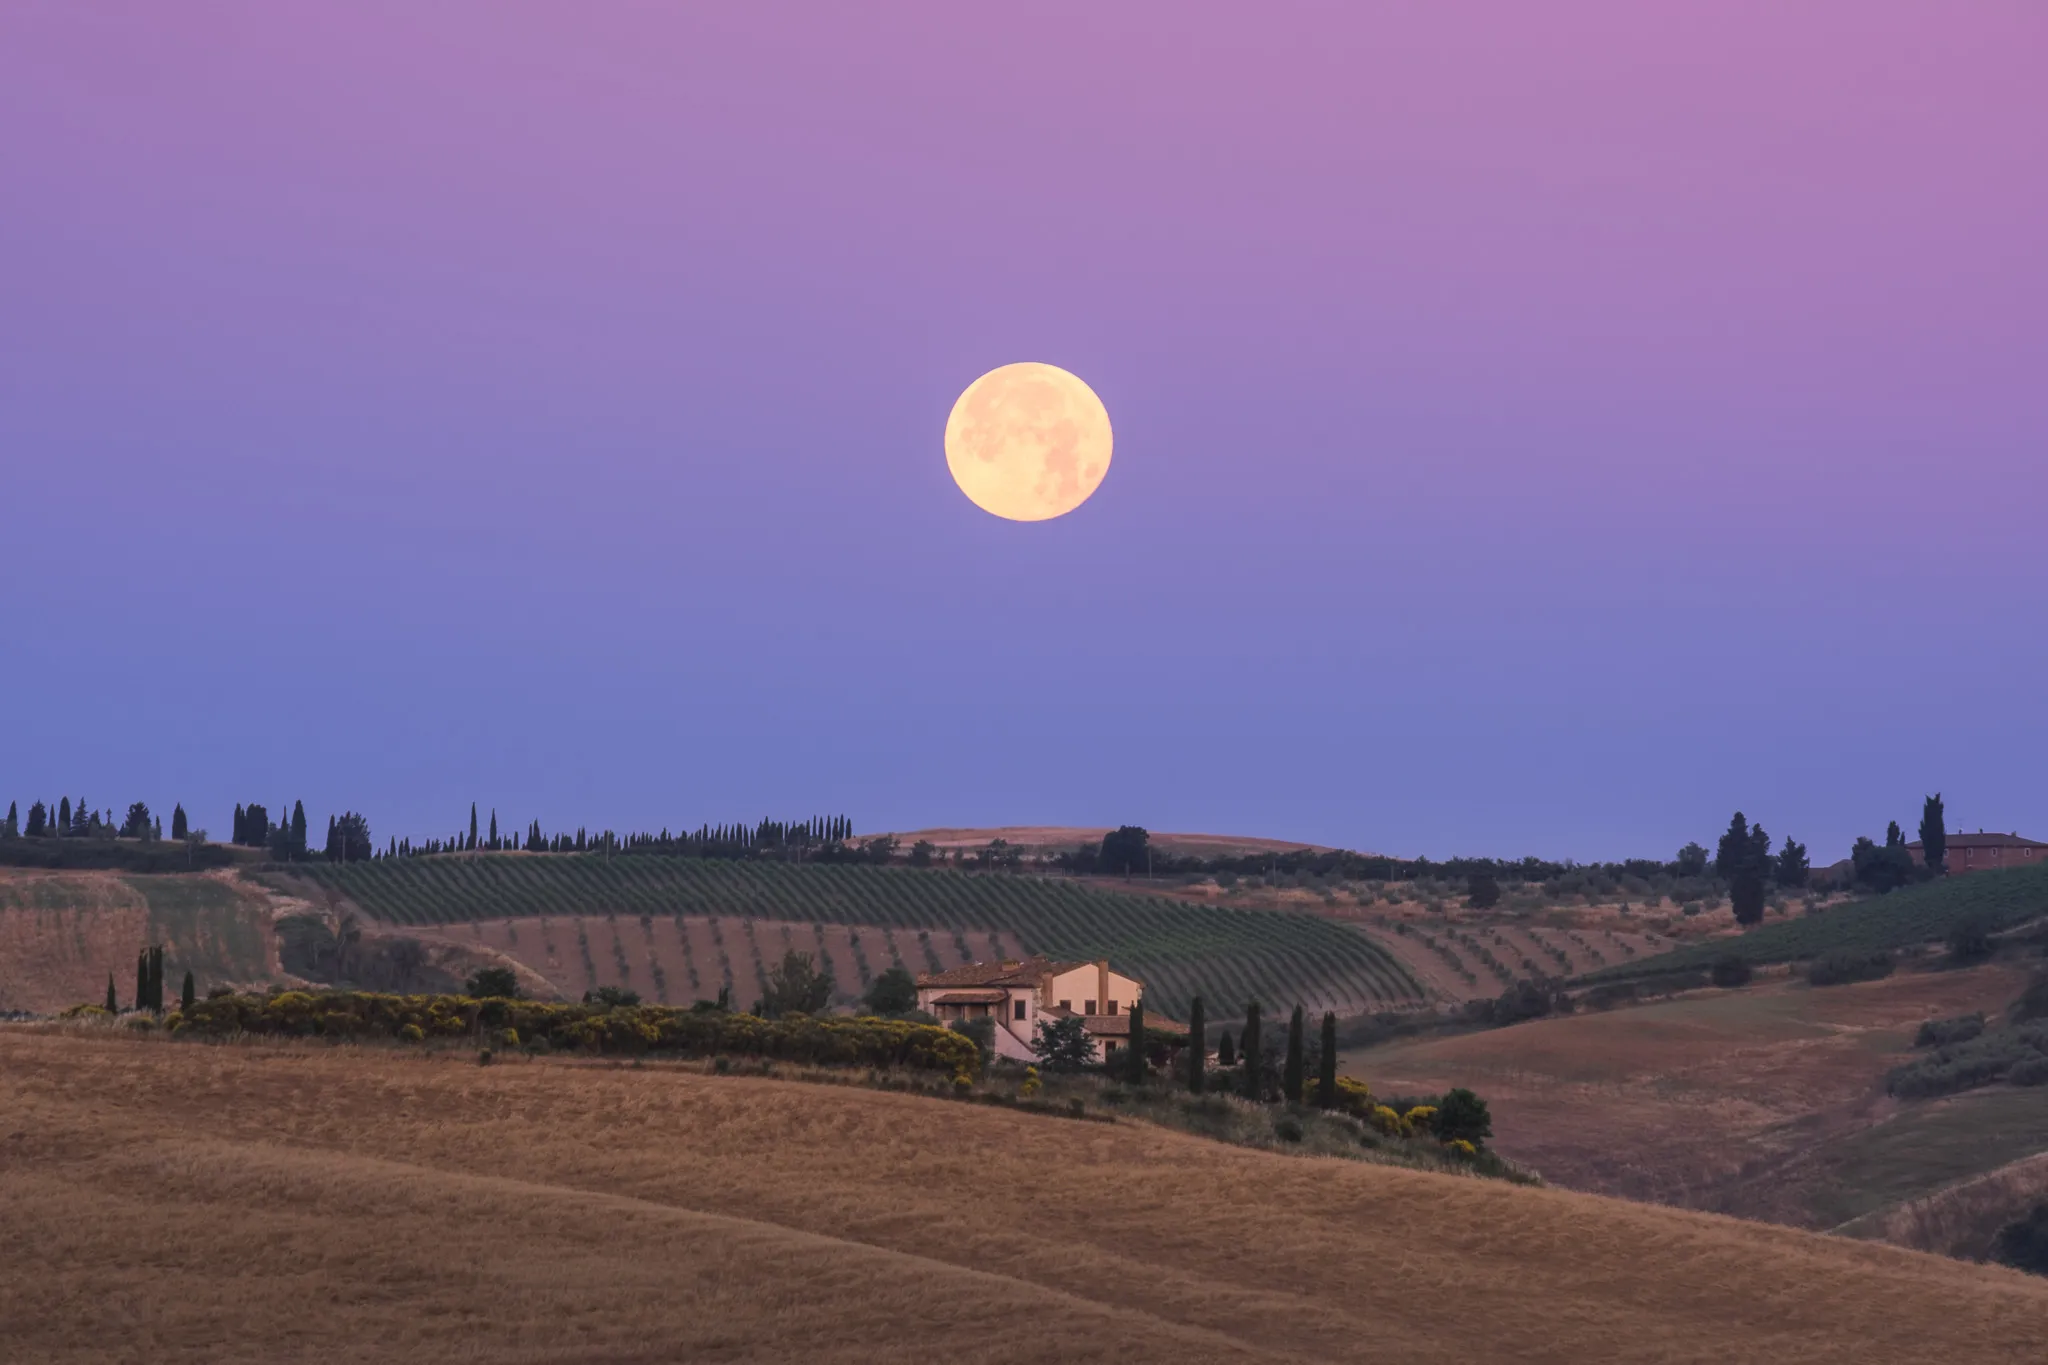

left=1673, top=842, right=1709, bottom=877
left=180, top=969, right=196, bottom=1012
left=760, top=950, right=835, bottom=1017
left=147, top=945, right=164, bottom=1012
left=862, top=964, right=918, bottom=1015
left=465, top=966, right=522, bottom=999
left=1240, top=1003, right=1263, bottom=1101
left=1186, top=996, right=1206, bottom=1094
left=907, top=839, right=936, bottom=868
left=1993, top=1204, right=2048, bottom=1276
left=1775, top=837, right=1809, bottom=888
left=1947, top=915, right=1995, bottom=965
left=1466, top=874, right=1500, bottom=910
left=1282, top=1005, right=1305, bottom=1104
left=1217, top=1028, right=1235, bottom=1067
left=171, top=804, right=188, bottom=841
left=1030, top=1015, right=1096, bottom=1071
left=1099, top=825, right=1150, bottom=878
left=1125, top=1000, right=1147, bottom=1083
left=105, top=973, right=118, bottom=1014
left=123, top=802, right=153, bottom=839
left=1434, top=1088, right=1493, bottom=1148
left=1316, top=1012, right=1338, bottom=1109
left=1920, top=793, right=1947, bottom=875
left=134, top=951, right=148, bottom=1012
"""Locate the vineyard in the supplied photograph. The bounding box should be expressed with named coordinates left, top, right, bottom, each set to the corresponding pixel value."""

left=1593, top=863, right=2048, bottom=981
left=271, top=856, right=1425, bottom=1018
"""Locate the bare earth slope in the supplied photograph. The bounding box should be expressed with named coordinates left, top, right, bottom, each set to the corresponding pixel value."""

left=4, top=1030, right=2045, bottom=1363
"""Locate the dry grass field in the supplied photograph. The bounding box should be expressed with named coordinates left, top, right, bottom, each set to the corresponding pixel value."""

left=5, top=1029, right=2047, bottom=1363
left=1347, top=963, right=2040, bottom=1227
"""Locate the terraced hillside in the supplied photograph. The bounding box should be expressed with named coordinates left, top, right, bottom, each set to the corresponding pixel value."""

left=272, top=857, right=1424, bottom=1017
left=1592, top=864, right=2048, bottom=982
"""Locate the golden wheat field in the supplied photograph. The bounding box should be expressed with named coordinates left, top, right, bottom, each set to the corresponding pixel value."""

left=3, top=1030, right=2046, bottom=1364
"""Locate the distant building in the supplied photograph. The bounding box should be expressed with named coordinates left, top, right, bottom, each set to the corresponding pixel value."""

left=1907, top=831, right=2048, bottom=876
left=914, top=955, right=1183, bottom=1063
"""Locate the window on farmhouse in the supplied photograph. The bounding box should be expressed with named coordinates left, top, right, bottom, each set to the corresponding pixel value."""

left=1107, top=1000, right=1118, bottom=1015
left=1013, top=999, right=1027, bottom=1021
left=1058, top=999, right=1071, bottom=1011
left=1085, top=1000, right=1096, bottom=1015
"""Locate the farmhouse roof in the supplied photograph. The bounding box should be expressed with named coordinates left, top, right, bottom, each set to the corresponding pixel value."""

left=926, top=990, right=1008, bottom=1005
left=1081, top=1013, right=1190, bottom=1038
left=1908, top=833, right=2046, bottom=850
left=915, top=956, right=1089, bottom=989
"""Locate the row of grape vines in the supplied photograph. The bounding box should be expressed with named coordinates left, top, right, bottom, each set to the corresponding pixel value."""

left=277, top=857, right=1424, bottom=1017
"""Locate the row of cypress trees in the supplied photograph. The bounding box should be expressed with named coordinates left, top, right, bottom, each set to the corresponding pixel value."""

left=108, top=946, right=195, bottom=1014
left=1176, top=997, right=1342, bottom=1107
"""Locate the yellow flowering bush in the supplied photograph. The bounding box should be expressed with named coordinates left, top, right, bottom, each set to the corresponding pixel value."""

left=60, top=1003, right=112, bottom=1019
left=1020, top=1066, right=1042, bottom=1098
left=1403, top=1104, right=1438, bottom=1135
left=1326, top=1075, right=1376, bottom=1117
left=1368, top=1104, right=1408, bottom=1137
left=1447, top=1139, right=1477, bottom=1159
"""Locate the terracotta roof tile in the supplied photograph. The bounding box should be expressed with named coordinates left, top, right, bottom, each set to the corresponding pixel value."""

left=927, top=990, right=1009, bottom=1005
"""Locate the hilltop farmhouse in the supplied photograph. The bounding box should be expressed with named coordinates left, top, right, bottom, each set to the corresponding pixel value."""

left=915, top=956, right=1182, bottom=1063
left=1908, top=831, right=2048, bottom=876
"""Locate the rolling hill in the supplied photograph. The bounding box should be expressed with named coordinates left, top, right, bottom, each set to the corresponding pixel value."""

left=6, top=1027, right=2046, bottom=1363
left=269, top=855, right=1425, bottom=1017
left=1589, top=864, right=2048, bottom=982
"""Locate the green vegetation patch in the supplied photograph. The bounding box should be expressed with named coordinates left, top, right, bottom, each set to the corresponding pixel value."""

left=269, top=856, right=1423, bottom=1017
left=1809, top=1086, right=2048, bottom=1229
left=1591, top=864, right=2048, bottom=981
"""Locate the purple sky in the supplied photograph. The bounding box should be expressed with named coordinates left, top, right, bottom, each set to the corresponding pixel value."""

left=4, top=2, right=2043, bottom=860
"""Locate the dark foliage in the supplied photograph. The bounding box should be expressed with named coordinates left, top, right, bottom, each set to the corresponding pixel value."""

left=1914, top=1014, right=1984, bottom=1049
left=758, top=950, right=835, bottom=1018
left=1993, top=1205, right=2048, bottom=1276
left=1469, top=977, right=1572, bottom=1028
left=1316, top=1011, right=1337, bottom=1110
left=583, top=985, right=641, bottom=1007
left=1282, top=1004, right=1305, bottom=1104
left=1217, top=1028, right=1235, bottom=1067
left=1186, top=996, right=1206, bottom=1094
left=1466, top=873, right=1501, bottom=909
left=861, top=964, right=919, bottom=1016
left=1806, top=949, right=1895, bottom=987
left=1434, top=1087, right=1493, bottom=1148
left=1919, top=793, right=1947, bottom=875
left=1947, top=915, right=1995, bottom=964
left=1031, top=1014, right=1096, bottom=1071
left=1710, top=955, right=1753, bottom=988
left=464, top=966, right=523, bottom=999
left=1099, top=825, right=1151, bottom=877
left=1240, top=1003, right=1263, bottom=1101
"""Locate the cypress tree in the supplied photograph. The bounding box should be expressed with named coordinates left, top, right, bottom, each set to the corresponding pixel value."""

left=5, top=800, right=15, bottom=837
left=181, top=969, right=195, bottom=1012
left=1920, top=793, right=1947, bottom=874
left=60, top=797, right=72, bottom=836
left=1126, top=1000, right=1147, bottom=1084
left=134, top=951, right=148, bottom=1012
left=1186, top=996, right=1206, bottom=1094
left=291, top=801, right=308, bottom=858
left=1240, top=1003, right=1262, bottom=1101
left=27, top=801, right=46, bottom=838
left=1218, top=1029, right=1235, bottom=1067
left=489, top=810, right=498, bottom=849
left=172, top=804, right=188, bottom=841
left=106, top=973, right=118, bottom=1014
left=1283, top=1004, right=1305, bottom=1104
left=233, top=803, right=246, bottom=845
left=148, top=945, right=165, bottom=1012
left=469, top=803, right=479, bottom=851
left=1317, top=1012, right=1338, bottom=1109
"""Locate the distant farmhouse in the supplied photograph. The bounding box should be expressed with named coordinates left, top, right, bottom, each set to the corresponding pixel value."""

left=1909, top=831, right=2048, bottom=877
left=915, top=956, right=1184, bottom=1063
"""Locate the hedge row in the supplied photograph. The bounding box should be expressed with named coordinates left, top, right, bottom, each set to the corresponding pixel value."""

left=170, top=990, right=980, bottom=1072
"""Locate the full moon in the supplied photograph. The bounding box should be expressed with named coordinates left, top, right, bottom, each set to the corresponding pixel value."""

left=944, top=362, right=1113, bottom=521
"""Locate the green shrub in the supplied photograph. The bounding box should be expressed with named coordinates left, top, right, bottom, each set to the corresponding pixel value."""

left=1993, top=1204, right=2048, bottom=1276
left=2010, top=1056, right=2048, bottom=1087
left=1274, top=1115, right=1304, bottom=1143
left=1710, top=955, right=1752, bottom=988
left=1887, top=1022, right=2048, bottom=1099
left=399, top=1023, right=426, bottom=1044
left=2011, top=975, right=2048, bottom=1024
left=1807, top=950, right=1894, bottom=987
left=1914, top=1014, right=1984, bottom=1048
left=465, top=967, right=521, bottom=999
left=1433, top=1088, right=1493, bottom=1149
left=1947, top=916, right=1996, bottom=965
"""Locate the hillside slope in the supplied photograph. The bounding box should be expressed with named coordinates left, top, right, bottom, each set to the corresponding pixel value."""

left=272, top=856, right=1423, bottom=1016
left=0, top=870, right=280, bottom=1012
left=6, top=1029, right=2046, bottom=1363
left=1599, top=864, right=2048, bottom=980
